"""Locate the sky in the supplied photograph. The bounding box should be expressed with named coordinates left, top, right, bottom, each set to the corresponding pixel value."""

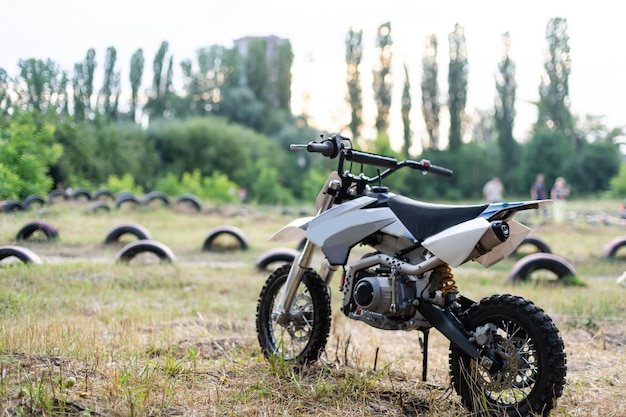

left=1, top=0, right=624, bottom=150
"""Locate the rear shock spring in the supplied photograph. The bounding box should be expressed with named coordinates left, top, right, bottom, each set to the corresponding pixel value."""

left=436, top=265, right=458, bottom=296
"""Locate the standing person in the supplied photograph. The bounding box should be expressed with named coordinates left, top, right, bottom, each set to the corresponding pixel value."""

left=483, top=177, right=504, bottom=203
left=530, top=173, right=548, bottom=218
left=551, top=177, right=570, bottom=223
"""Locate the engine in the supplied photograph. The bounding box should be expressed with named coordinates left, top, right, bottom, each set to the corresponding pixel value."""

left=351, top=268, right=417, bottom=318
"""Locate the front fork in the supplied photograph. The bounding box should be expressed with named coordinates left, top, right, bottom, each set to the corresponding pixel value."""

left=273, top=180, right=341, bottom=324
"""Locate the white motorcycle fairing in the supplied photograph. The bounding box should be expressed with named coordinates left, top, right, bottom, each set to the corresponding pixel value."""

left=306, top=196, right=399, bottom=265
left=269, top=216, right=313, bottom=243
left=421, top=218, right=493, bottom=267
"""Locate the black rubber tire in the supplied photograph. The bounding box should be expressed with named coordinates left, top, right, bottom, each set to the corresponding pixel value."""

left=23, top=194, right=46, bottom=210
left=104, top=223, right=152, bottom=244
left=47, top=189, right=69, bottom=203
left=450, top=294, right=566, bottom=417
left=602, top=236, right=626, bottom=259
left=72, top=188, right=92, bottom=201
left=0, top=245, right=43, bottom=264
left=202, top=226, right=249, bottom=251
left=508, top=253, right=576, bottom=283
left=16, top=221, right=59, bottom=241
left=175, top=193, right=203, bottom=212
left=115, top=193, right=141, bottom=209
left=143, top=191, right=171, bottom=207
left=511, top=236, right=552, bottom=257
left=256, top=264, right=331, bottom=364
left=114, top=239, right=176, bottom=263
left=2, top=200, right=25, bottom=213
left=88, top=201, right=111, bottom=213
left=94, top=189, right=115, bottom=201
left=255, top=247, right=299, bottom=270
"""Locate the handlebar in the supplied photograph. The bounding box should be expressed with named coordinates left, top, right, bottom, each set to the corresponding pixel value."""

left=290, top=135, right=453, bottom=179
left=412, top=159, right=453, bottom=177
left=344, top=149, right=398, bottom=169
left=306, top=140, right=338, bottom=157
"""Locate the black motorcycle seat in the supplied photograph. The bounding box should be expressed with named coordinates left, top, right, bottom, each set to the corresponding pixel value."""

left=388, top=195, right=488, bottom=242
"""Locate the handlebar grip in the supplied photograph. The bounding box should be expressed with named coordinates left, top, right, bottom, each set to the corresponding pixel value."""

left=307, top=141, right=337, bottom=157
left=344, top=149, right=398, bottom=169
left=420, top=159, right=453, bottom=177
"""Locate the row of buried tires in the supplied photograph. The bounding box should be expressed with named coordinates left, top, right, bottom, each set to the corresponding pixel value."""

left=0, top=221, right=248, bottom=265
left=5, top=218, right=626, bottom=283
left=0, top=189, right=204, bottom=214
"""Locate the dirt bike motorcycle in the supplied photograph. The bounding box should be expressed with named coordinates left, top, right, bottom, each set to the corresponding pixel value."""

left=256, top=134, right=566, bottom=416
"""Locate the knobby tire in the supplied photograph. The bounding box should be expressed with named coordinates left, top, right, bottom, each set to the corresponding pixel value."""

left=256, top=264, right=331, bottom=365
left=449, top=294, right=566, bottom=417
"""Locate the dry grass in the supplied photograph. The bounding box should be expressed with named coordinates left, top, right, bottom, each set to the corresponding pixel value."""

left=0, top=198, right=625, bottom=416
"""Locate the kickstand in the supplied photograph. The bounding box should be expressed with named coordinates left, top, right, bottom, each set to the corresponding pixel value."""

left=419, top=328, right=429, bottom=382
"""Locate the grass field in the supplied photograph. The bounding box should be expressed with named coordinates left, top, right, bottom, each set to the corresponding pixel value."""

left=0, top=197, right=625, bottom=416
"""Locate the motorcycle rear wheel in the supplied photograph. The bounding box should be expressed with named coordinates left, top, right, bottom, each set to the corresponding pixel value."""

left=256, top=264, right=331, bottom=364
left=449, top=294, right=566, bottom=417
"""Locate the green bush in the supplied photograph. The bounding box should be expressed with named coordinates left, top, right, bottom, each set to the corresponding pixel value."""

left=104, top=173, right=144, bottom=195
left=156, top=170, right=241, bottom=204
left=0, top=113, right=62, bottom=199
left=609, top=163, right=626, bottom=198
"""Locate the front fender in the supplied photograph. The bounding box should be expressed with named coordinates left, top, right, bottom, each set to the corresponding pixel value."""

left=269, top=216, right=313, bottom=243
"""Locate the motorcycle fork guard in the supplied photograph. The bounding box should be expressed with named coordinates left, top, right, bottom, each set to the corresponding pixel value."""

left=274, top=239, right=316, bottom=324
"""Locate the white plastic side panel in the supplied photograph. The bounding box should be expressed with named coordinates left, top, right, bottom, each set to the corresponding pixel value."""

left=422, top=218, right=490, bottom=266
left=269, top=216, right=313, bottom=242
left=379, top=220, right=415, bottom=241
left=306, top=198, right=393, bottom=248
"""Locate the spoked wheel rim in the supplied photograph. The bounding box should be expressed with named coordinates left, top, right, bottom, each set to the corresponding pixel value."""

left=450, top=294, right=566, bottom=417
left=470, top=321, right=540, bottom=405
left=269, top=289, right=316, bottom=358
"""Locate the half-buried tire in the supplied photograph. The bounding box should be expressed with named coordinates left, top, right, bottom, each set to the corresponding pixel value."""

left=0, top=245, right=43, bottom=264
left=255, top=247, right=299, bottom=270
left=104, top=223, right=152, bottom=244
left=202, top=226, right=249, bottom=251
left=509, top=253, right=576, bottom=283
left=602, top=236, right=626, bottom=259
left=16, top=221, right=59, bottom=241
left=115, top=240, right=176, bottom=264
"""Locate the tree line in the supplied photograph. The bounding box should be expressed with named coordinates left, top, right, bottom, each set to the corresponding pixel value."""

left=0, top=17, right=624, bottom=204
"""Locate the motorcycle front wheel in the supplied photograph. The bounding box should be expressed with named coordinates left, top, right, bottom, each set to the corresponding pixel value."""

left=449, top=294, right=566, bottom=417
left=256, top=264, right=331, bottom=364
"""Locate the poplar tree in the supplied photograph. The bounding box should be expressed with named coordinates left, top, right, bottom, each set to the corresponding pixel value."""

left=99, top=46, right=121, bottom=121
left=421, top=34, right=440, bottom=149
left=129, top=48, right=144, bottom=123
left=538, top=17, right=573, bottom=139
left=146, top=41, right=174, bottom=120
left=495, top=32, right=520, bottom=176
left=372, top=21, right=393, bottom=137
left=72, top=49, right=96, bottom=122
left=447, top=23, right=468, bottom=151
left=401, top=62, right=412, bottom=157
left=345, top=27, right=363, bottom=140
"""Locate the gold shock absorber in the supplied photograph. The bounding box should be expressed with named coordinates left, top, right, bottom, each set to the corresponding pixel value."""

left=436, top=265, right=458, bottom=296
